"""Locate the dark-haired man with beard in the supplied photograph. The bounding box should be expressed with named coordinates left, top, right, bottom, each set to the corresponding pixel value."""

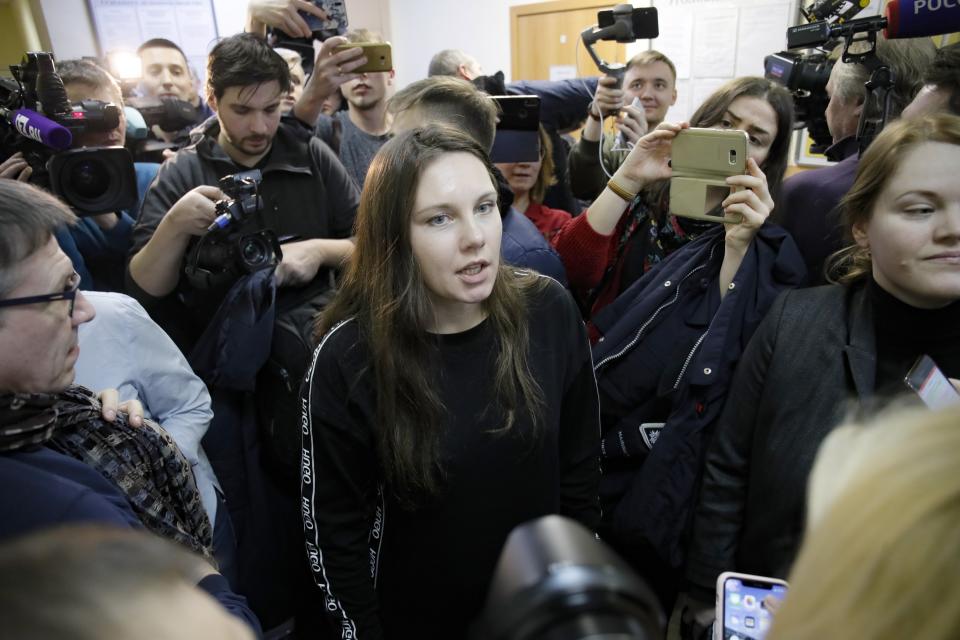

left=127, top=32, right=359, bottom=632
left=313, top=28, right=393, bottom=189
left=128, top=32, right=358, bottom=352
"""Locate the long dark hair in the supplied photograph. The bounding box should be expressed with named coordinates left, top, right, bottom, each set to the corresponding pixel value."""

left=688, top=76, right=795, bottom=202
left=315, top=126, right=547, bottom=505
left=645, top=76, right=795, bottom=215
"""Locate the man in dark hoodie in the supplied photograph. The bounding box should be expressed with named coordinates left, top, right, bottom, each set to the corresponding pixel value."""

left=127, top=32, right=359, bottom=353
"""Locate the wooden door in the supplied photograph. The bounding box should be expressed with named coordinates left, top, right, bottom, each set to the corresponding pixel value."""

left=510, top=0, right=627, bottom=82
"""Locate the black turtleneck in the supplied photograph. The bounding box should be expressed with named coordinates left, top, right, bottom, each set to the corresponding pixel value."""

left=870, top=277, right=960, bottom=395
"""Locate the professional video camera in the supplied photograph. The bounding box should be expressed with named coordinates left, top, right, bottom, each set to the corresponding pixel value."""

left=126, top=95, right=197, bottom=133
left=124, top=95, right=198, bottom=162
left=768, top=0, right=960, bottom=154
left=0, top=51, right=137, bottom=215
left=764, top=1, right=889, bottom=153
left=472, top=516, right=664, bottom=640
left=764, top=51, right=833, bottom=153
left=184, top=169, right=283, bottom=291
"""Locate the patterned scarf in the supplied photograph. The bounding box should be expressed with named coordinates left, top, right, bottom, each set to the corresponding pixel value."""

left=0, top=386, right=213, bottom=560
left=587, top=193, right=712, bottom=309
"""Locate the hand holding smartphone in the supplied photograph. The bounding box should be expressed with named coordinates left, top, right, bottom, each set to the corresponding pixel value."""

left=716, top=571, right=788, bottom=640
left=332, top=42, right=393, bottom=73
left=300, top=0, right=348, bottom=39
left=670, top=128, right=748, bottom=223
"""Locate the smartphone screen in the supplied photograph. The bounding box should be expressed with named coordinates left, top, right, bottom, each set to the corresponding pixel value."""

left=721, top=576, right=787, bottom=640
left=301, top=0, right=348, bottom=37
left=597, top=7, right=659, bottom=39
left=490, top=95, right=541, bottom=164
left=905, top=355, right=960, bottom=410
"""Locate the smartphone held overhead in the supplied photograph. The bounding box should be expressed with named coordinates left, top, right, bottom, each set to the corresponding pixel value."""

left=300, top=0, right=348, bottom=39
left=490, top=95, right=541, bottom=164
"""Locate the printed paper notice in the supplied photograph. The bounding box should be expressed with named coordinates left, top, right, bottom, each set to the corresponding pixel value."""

left=655, top=6, right=694, bottom=79
left=549, top=65, right=577, bottom=82
left=692, top=8, right=739, bottom=78
left=735, top=2, right=792, bottom=77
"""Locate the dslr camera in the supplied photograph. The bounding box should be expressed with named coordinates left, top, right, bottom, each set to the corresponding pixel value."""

left=185, top=169, right=283, bottom=291
left=0, top=51, right=137, bottom=215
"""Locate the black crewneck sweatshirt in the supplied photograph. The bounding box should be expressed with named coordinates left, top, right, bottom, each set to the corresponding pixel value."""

left=300, top=278, right=600, bottom=639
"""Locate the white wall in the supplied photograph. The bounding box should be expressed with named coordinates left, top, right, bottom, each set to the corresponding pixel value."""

left=33, top=0, right=516, bottom=92
left=388, top=0, right=527, bottom=90
left=38, top=0, right=98, bottom=59
left=35, top=0, right=389, bottom=59
left=212, top=0, right=391, bottom=48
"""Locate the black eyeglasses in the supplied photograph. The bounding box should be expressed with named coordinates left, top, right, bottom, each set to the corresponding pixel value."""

left=0, top=271, right=81, bottom=317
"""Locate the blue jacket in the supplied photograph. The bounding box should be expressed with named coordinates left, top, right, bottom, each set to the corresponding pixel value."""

left=502, top=207, right=568, bottom=285
left=590, top=223, right=806, bottom=570
left=0, top=446, right=261, bottom=635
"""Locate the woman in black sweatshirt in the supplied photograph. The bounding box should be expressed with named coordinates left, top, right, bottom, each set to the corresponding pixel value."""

left=299, top=126, right=601, bottom=639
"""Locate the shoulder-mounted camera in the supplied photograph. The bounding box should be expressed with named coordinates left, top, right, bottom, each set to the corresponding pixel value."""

left=0, top=51, right=137, bottom=215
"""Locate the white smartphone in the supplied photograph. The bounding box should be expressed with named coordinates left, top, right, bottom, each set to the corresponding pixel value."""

left=715, top=571, right=788, bottom=640
left=904, top=354, right=960, bottom=410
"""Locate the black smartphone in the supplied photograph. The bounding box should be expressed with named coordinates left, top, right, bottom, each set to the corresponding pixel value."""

left=300, top=0, right=348, bottom=39
left=598, top=7, right=659, bottom=40
left=490, top=95, right=540, bottom=164
left=905, top=354, right=960, bottom=410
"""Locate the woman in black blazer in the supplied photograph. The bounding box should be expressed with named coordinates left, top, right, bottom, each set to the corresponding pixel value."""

left=684, top=113, right=960, bottom=605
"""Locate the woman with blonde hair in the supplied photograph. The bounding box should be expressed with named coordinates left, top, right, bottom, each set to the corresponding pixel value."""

left=766, top=404, right=960, bottom=640
left=685, top=113, right=960, bottom=601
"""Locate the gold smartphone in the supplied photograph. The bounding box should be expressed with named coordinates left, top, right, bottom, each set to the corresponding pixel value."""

left=669, top=128, right=748, bottom=223
left=334, top=42, right=393, bottom=73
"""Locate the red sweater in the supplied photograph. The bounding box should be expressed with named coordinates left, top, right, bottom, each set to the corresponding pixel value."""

left=551, top=212, right=629, bottom=318
left=523, top=202, right=573, bottom=243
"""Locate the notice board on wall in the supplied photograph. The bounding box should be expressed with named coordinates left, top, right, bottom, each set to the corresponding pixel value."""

left=628, top=0, right=882, bottom=122
left=625, top=0, right=802, bottom=122
left=86, top=0, right=219, bottom=83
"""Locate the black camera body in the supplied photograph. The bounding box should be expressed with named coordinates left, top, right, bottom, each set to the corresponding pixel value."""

left=764, top=51, right=834, bottom=153
left=0, top=52, right=137, bottom=215
left=185, top=169, right=283, bottom=291
left=776, top=10, right=893, bottom=153
left=126, top=96, right=197, bottom=133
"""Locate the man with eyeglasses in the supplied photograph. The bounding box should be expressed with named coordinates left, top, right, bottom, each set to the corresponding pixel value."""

left=0, top=179, right=260, bottom=635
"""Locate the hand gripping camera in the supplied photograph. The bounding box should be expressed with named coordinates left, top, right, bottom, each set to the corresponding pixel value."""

left=184, top=169, right=283, bottom=291
left=0, top=51, right=137, bottom=215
